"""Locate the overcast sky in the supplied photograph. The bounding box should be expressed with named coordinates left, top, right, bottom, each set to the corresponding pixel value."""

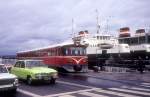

left=0, top=0, right=150, bottom=55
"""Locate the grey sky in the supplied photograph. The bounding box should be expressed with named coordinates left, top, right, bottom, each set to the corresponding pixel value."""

left=0, top=0, right=150, bottom=55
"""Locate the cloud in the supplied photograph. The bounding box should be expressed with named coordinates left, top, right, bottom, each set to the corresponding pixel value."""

left=0, top=0, right=149, bottom=55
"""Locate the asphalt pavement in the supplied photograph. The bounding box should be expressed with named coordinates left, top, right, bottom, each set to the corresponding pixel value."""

left=0, top=71, right=150, bottom=97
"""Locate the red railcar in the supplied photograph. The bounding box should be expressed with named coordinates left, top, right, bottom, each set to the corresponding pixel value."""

left=17, top=41, right=88, bottom=72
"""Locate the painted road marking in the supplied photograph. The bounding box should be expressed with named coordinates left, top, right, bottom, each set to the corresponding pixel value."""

left=18, top=89, right=41, bottom=97
left=109, top=88, right=150, bottom=96
left=18, top=86, right=150, bottom=97
left=57, top=80, right=96, bottom=89
left=140, top=84, right=150, bottom=88
left=18, top=80, right=150, bottom=97
left=18, top=80, right=96, bottom=97
left=94, top=89, right=140, bottom=97
left=44, top=88, right=98, bottom=97
left=122, top=86, right=150, bottom=92
left=78, top=91, right=109, bottom=97
left=59, top=95, right=76, bottom=97
left=142, top=83, right=150, bottom=85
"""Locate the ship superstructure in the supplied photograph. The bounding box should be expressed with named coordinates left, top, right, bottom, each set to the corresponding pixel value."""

left=73, top=30, right=130, bottom=69
left=118, top=27, right=150, bottom=68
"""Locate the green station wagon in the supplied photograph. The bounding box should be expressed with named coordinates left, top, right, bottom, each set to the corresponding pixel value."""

left=11, top=60, right=58, bottom=85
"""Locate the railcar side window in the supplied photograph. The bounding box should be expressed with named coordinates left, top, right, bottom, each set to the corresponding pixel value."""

left=65, top=49, right=68, bottom=55
left=75, top=50, right=78, bottom=55
left=72, top=49, right=75, bottom=55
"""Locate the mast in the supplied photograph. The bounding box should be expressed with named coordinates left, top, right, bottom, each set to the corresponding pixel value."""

left=96, top=9, right=100, bottom=34
left=72, top=18, right=75, bottom=38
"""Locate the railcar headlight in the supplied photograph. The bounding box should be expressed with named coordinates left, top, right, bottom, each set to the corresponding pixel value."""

left=83, top=60, right=87, bottom=62
left=14, top=78, right=19, bottom=86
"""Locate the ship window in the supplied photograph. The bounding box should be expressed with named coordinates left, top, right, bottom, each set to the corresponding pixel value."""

left=124, top=38, right=130, bottom=44
left=104, top=37, right=106, bottom=40
left=97, top=36, right=99, bottom=39
left=119, top=39, right=124, bottom=44
left=139, top=36, right=145, bottom=44
left=130, top=38, right=137, bottom=44
left=148, top=36, right=150, bottom=43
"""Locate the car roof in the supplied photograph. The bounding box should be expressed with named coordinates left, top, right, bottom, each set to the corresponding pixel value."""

left=0, top=64, right=5, bottom=66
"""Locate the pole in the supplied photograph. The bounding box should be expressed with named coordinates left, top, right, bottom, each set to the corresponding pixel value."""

left=72, top=18, right=75, bottom=38
left=96, top=9, right=100, bottom=34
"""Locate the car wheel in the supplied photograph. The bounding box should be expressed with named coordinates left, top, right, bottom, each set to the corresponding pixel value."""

left=11, top=88, right=17, bottom=93
left=50, top=78, right=56, bottom=84
left=27, top=76, right=32, bottom=85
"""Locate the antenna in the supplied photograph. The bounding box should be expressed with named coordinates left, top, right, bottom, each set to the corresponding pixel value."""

left=72, top=18, right=75, bottom=38
left=105, top=16, right=111, bottom=34
left=72, top=18, right=74, bottom=37
left=96, top=9, right=100, bottom=34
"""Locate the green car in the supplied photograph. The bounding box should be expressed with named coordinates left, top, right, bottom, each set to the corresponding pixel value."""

left=11, top=60, right=58, bottom=85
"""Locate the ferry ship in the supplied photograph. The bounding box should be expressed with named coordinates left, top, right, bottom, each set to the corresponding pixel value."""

left=73, top=30, right=130, bottom=70
left=72, top=26, right=150, bottom=71
left=118, top=27, right=150, bottom=69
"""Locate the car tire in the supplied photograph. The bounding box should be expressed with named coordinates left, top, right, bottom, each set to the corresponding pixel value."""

left=50, top=78, right=56, bottom=84
left=27, top=76, right=32, bottom=85
left=11, top=88, right=17, bottom=93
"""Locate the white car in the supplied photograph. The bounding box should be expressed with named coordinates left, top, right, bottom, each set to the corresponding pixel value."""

left=0, top=64, right=18, bottom=92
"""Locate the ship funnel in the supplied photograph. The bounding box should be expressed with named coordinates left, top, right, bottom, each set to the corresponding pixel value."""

left=84, top=30, right=89, bottom=34
left=135, top=29, right=145, bottom=36
left=136, top=29, right=145, bottom=33
left=78, top=30, right=89, bottom=35
left=79, top=31, right=84, bottom=35
left=73, top=30, right=89, bottom=46
left=119, top=27, right=131, bottom=37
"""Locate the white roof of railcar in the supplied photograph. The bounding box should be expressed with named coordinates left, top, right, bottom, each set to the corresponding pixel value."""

left=18, top=40, right=74, bottom=53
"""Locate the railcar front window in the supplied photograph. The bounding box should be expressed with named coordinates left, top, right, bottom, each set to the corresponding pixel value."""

left=64, top=47, right=86, bottom=56
left=26, top=61, right=47, bottom=68
left=0, top=65, right=8, bottom=73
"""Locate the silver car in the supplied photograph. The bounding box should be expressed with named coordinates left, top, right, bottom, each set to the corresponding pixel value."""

left=0, top=64, right=18, bottom=92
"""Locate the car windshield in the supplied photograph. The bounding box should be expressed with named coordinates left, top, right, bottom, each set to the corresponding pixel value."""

left=0, top=65, right=8, bottom=73
left=26, top=61, right=48, bottom=68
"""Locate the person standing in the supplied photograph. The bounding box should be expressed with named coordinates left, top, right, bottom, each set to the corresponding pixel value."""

left=138, top=57, right=144, bottom=74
